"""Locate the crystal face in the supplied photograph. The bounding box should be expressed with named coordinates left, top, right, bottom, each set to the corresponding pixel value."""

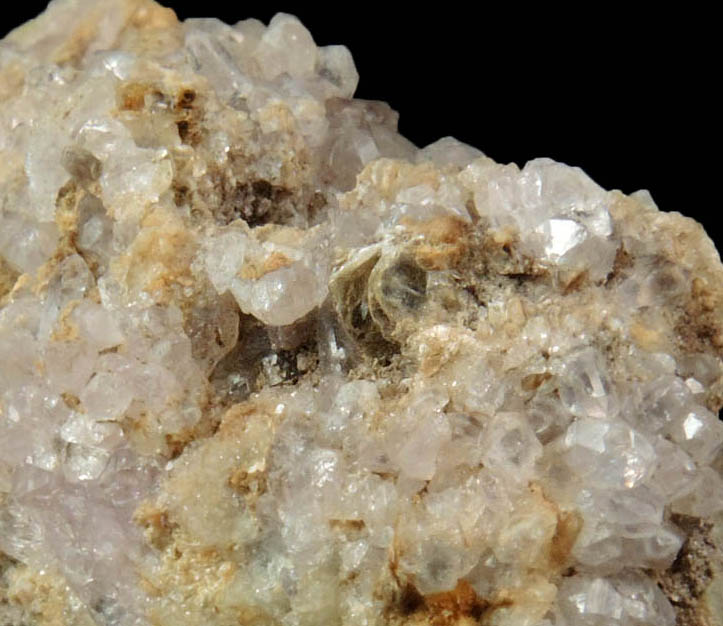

left=1, top=2, right=722, bottom=626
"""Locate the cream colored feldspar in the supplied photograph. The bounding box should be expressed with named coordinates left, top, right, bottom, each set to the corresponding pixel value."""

left=1, top=1, right=722, bottom=626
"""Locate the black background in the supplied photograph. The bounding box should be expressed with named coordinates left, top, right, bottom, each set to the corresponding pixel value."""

left=1, top=3, right=718, bottom=243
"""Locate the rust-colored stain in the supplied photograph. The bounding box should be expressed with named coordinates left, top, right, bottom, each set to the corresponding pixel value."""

left=549, top=509, right=583, bottom=569
left=385, top=579, right=501, bottom=625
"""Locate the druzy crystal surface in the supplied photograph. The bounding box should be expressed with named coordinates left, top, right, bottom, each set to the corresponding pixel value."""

left=1, top=1, right=722, bottom=625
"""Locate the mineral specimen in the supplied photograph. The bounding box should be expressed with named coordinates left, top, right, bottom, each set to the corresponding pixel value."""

left=0, top=1, right=722, bottom=625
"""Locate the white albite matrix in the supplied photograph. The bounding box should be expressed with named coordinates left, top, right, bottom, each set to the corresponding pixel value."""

left=1, top=1, right=722, bottom=625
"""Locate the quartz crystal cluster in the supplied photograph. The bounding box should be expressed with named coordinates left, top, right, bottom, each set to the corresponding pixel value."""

left=1, top=1, right=722, bottom=625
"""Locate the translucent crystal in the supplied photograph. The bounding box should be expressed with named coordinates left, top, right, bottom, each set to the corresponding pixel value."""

left=563, top=418, right=656, bottom=489
left=482, top=412, right=543, bottom=483
left=204, top=224, right=330, bottom=326
left=559, top=572, right=676, bottom=626
left=558, top=347, right=616, bottom=420
left=536, top=217, right=588, bottom=259
left=254, top=14, right=318, bottom=81
left=668, top=407, right=723, bottom=464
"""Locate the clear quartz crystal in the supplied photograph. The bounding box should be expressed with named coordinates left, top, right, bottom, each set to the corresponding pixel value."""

left=0, top=2, right=721, bottom=626
left=560, top=572, right=676, bottom=626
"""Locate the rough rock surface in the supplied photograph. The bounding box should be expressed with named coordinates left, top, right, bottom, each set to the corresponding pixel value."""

left=1, top=1, right=722, bottom=625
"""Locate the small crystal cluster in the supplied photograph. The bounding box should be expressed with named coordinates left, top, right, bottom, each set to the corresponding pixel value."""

left=1, top=1, right=722, bottom=625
